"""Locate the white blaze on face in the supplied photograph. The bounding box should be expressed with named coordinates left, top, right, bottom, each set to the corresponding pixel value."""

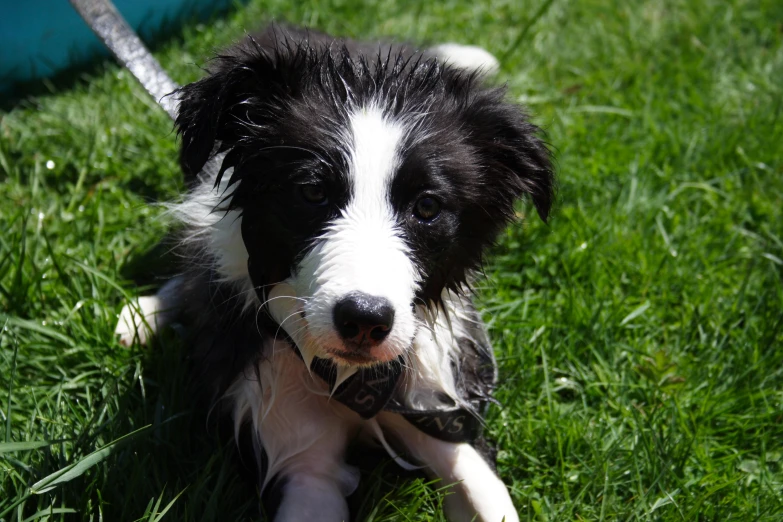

left=291, top=106, right=420, bottom=364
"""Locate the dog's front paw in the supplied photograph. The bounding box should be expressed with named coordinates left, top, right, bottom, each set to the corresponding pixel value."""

left=114, top=296, right=166, bottom=346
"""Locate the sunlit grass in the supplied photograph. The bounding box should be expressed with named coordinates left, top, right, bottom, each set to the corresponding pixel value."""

left=2, top=0, right=782, bottom=520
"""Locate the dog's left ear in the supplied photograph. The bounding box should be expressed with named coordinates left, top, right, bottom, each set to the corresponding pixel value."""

left=173, top=46, right=283, bottom=181
left=462, top=90, right=555, bottom=222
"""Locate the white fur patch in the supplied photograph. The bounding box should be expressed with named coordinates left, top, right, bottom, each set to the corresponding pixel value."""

left=288, top=106, right=421, bottom=365
left=430, top=43, right=500, bottom=76
left=403, top=292, right=475, bottom=410
left=167, top=158, right=255, bottom=310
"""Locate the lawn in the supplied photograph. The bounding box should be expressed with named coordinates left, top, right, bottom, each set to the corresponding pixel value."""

left=2, top=0, right=782, bottom=520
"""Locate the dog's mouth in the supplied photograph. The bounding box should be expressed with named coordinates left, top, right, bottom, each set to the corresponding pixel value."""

left=325, top=344, right=402, bottom=367
left=325, top=348, right=378, bottom=366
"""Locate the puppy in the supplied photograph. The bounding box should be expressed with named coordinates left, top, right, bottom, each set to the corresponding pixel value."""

left=116, top=26, right=554, bottom=522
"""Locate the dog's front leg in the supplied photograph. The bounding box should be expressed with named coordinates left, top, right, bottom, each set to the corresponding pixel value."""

left=378, top=412, right=518, bottom=522
left=240, top=351, right=360, bottom=522
left=271, top=471, right=352, bottom=522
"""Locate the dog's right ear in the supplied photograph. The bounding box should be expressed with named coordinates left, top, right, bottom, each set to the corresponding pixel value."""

left=174, top=46, right=281, bottom=180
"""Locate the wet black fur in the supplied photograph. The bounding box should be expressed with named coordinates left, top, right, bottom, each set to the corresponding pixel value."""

left=175, top=26, right=554, bottom=308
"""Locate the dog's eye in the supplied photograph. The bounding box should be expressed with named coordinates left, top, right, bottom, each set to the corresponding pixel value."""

left=300, top=184, right=328, bottom=206
left=413, top=196, right=441, bottom=221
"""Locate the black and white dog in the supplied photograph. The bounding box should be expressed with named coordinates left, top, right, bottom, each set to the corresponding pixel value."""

left=116, top=26, right=554, bottom=522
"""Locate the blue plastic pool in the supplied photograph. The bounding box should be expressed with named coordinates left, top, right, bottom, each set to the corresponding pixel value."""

left=0, top=0, right=237, bottom=92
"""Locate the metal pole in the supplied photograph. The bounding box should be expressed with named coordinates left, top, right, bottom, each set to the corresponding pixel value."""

left=69, top=0, right=179, bottom=120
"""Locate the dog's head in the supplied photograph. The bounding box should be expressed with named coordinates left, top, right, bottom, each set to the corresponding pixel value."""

left=175, top=38, right=554, bottom=368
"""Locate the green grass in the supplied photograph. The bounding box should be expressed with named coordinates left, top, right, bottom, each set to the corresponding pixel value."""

left=2, top=0, right=782, bottom=520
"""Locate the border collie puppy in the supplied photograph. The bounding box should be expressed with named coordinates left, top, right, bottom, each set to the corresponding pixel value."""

left=116, top=26, right=554, bottom=522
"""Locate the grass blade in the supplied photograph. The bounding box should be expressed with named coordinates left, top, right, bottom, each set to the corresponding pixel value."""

left=0, top=314, right=76, bottom=347
left=620, top=301, right=651, bottom=327
left=30, top=425, right=151, bottom=494
left=500, top=0, right=556, bottom=62
left=151, top=487, right=187, bottom=522
left=0, top=440, right=66, bottom=454
left=22, top=508, right=77, bottom=522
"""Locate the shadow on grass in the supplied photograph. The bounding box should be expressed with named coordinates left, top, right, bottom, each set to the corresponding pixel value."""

left=84, top=329, right=260, bottom=521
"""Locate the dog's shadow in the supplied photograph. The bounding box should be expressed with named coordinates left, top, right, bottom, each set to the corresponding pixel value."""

left=97, top=331, right=434, bottom=521
left=94, top=329, right=258, bottom=521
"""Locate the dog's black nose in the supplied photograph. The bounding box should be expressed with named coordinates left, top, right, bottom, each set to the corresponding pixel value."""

left=333, top=292, right=395, bottom=345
